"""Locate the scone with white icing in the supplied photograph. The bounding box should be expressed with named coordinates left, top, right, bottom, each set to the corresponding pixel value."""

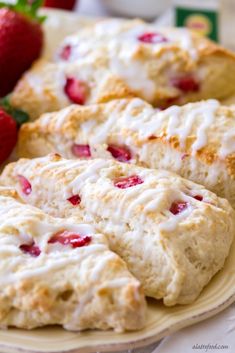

left=0, top=187, right=146, bottom=331
left=18, top=98, right=235, bottom=208
left=1, top=156, right=234, bottom=306
left=10, top=19, right=235, bottom=120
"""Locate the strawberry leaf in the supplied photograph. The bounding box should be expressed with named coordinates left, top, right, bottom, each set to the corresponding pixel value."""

left=0, top=96, right=29, bottom=128
left=0, top=0, right=46, bottom=23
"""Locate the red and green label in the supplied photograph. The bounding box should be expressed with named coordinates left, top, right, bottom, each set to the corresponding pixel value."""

left=175, top=7, right=219, bottom=42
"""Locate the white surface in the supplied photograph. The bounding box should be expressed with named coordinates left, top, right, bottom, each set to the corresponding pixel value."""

left=154, top=303, right=235, bottom=353
left=99, top=0, right=171, bottom=19
left=76, top=0, right=109, bottom=17
left=76, top=0, right=170, bottom=19
left=174, top=0, right=219, bottom=10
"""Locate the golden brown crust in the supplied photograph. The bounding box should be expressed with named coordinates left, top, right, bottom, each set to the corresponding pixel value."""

left=1, top=156, right=234, bottom=305
left=0, top=189, right=146, bottom=331
left=96, top=75, right=136, bottom=103
left=17, top=99, right=235, bottom=206
left=10, top=20, right=235, bottom=120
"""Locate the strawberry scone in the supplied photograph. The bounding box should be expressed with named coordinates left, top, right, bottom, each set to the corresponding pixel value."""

left=1, top=156, right=234, bottom=306
left=18, top=98, right=235, bottom=208
left=0, top=186, right=146, bottom=331
left=10, top=19, right=235, bottom=120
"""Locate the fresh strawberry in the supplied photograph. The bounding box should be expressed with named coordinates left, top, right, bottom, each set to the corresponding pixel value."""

left=0, top=0, right=45, bottom=97
left=43, top=0, right=77, bottom=10
left=0, top=96, right=29, bottom=165
left=0, top=108, right=17, bottom=165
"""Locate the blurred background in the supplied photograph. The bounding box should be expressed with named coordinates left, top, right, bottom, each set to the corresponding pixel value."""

left=42, top=0, right=235, bottom=49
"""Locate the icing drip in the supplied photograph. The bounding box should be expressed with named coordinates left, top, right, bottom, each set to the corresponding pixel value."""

left=164, top=100, right=219, bottom=152
left=13, top=157, right=203, bottom=235
left=166, top=28, right=198, bottom=60
left=70, top=160, right=108, bottom=192
left=54, top=21, right=201, bottom=106
left=191, top=100, right=219, bottom=154
left=160, top=202, right=193, bottom=232
left=110, top=57, right=155, bottom=101
left=83, top=98, right=220, bottom=158
left=54, top=106, right=76, bottom=130
left=219, top=128, right=235, bottom=159
left=0, top=195, right=135, bottom=300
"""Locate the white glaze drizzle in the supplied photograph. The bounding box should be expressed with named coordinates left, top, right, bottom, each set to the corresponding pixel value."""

left=0, top=193, right=136, bottom=310
left=109, top=57, right=155, bottom=101
left=54, top=106, right=76, bottom=130
left=80, top=119, right=97, bottom=137
left=70, top=160, right=108, bottom=192
left=164, top=28, right=198, bottom=60
left=58, top=20, right=199, bottom=64
left=160, top=204, right=193, bottom=232
left=89, top=100, right=126, bottom=144
left=79, top=99, right=220, bottom=157
left=40, top=113, right=52, bottom=128
left=9, top=157, right=207, bottom=237
left=219, top=128, right=235, bottom=159
left=163, top=100, right=219, bottom=152
left=52, top=20, right=201, bottom=105
left=190, top=100, right=219, bottom=154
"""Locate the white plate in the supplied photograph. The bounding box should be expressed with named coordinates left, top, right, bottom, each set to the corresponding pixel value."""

left=1, top=234, right=235, bottom=353
left=1, top=9, right=235, bottom=353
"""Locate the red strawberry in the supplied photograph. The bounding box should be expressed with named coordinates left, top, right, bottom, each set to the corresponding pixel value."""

left=64, top=77, right=88, bottom=105
left=0, top=108, right=17, bottom=164
left=107, top=144, right=132, bottom=162
left=43, top=0, right=77, bottom=10
left=193, top=195, right=203, bottom=201
left=171, top=75, right=200, bottom=93
left=17, top=175, right=32, bottom=195
left=138, top=32, right=168, bottom=44
left=0, top=0, right=44, bottom=97
left=0, top=96, right=29, bottom=165
left=169, top=201, right=188, bottom=215
left=67, top=194, right=81, bottom=206
left=71, top=143, right=91, bottom=158
left=20, top=242, right=41, bottom=257
left=114, top=175, right=144, bottom=189
left=60, top=44, right=72, bottom=61
left=48, top=231, right=92, bottom=248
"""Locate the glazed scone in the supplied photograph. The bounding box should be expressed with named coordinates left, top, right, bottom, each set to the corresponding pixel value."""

left=10, top=58, right=135, bottom=121
left=10, top=19, right=235, bottom=120
left=18, top=98, right=235, bottom=208
left=0, top=187, right=146, bottom=331
left=1, top=156, right=234, bottom=306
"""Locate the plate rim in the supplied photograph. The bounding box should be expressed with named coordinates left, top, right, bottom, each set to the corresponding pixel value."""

left=1, top=291, right=235, bottom=353
left=1, top=8, right=235, bottom=353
